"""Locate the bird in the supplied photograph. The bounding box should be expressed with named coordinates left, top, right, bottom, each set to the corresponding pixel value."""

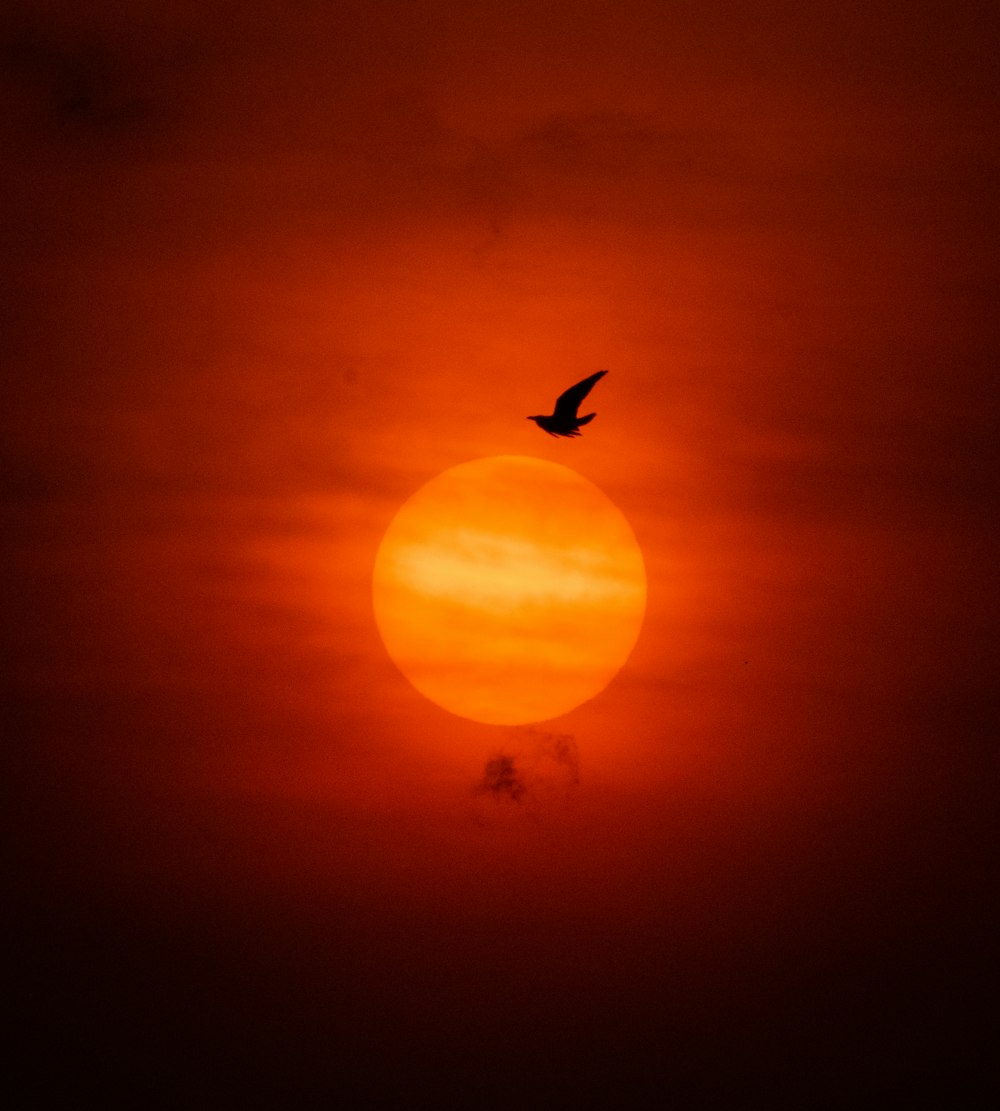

left=527, top=370, right=608, bottom=438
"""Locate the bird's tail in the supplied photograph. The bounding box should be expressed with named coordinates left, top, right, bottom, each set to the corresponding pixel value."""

left=577, top=413, right=596, bottom=427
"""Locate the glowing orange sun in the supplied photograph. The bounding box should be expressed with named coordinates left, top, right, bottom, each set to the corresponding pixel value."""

left=372, top=456, right=646, bottom=725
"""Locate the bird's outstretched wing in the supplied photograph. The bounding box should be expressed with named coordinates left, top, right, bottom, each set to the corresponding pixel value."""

left=553, top=370, right=607, bottom=419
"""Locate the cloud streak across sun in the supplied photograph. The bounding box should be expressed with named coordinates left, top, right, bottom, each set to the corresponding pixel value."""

left=390, top=529, right=641, bottom=612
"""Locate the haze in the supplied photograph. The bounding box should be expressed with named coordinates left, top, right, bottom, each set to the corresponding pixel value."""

left=4, top=1, right=997, bottom=1105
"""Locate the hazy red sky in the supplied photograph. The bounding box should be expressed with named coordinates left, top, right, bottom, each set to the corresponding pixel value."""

left=5, top=0, right=997, bottom=1104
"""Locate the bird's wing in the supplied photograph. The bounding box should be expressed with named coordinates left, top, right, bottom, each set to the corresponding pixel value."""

left=553, top=370, right=607, bottom=419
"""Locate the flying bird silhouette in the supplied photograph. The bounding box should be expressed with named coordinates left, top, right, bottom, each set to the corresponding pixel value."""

left=527, top=370, right=608, bottom=438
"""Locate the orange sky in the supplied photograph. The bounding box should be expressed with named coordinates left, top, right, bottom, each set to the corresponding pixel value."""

left=5, top=1, right=997, bottom=1104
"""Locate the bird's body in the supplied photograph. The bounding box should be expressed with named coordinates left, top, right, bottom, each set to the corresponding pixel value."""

left=528, top=370, right=608, bottom=438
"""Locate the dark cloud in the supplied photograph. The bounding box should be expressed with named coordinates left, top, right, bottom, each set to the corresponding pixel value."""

left=475, top=753, right=526, bottom=803
left=458, top=114, right=734, bottom=232
left=3, top=29, right=152, bottom=134
left=0, top=5, right=211, bottom=153
left=473, top=729, right=579, bottom=818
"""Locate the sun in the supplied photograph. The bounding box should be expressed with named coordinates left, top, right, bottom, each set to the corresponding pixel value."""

left=372, top=456, right=646, bottom=725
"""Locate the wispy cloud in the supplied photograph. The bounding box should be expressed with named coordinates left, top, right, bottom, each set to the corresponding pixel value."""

left=475, top=753, right=526, bottom=803
left=473, top=727, right=580, bottom=825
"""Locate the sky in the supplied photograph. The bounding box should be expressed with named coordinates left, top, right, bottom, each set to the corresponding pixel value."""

left=4, top=0, right=998, bottom=1105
